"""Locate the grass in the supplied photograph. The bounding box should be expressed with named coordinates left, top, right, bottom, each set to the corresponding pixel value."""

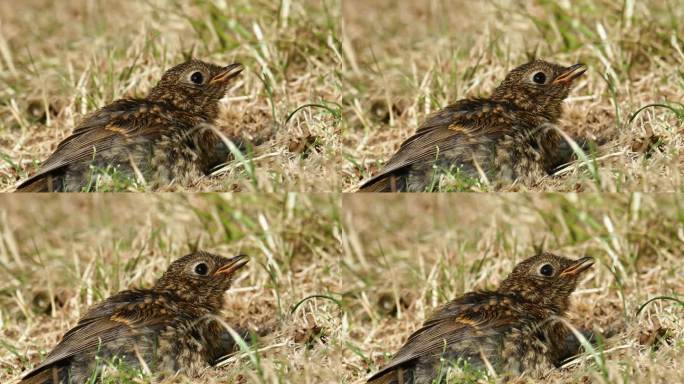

left=2, top=0, right=683, bottom=192
left=340, top=193, right=684, bottom=383
left=0, top=193, right=344, bottom=383
left=1, top=1, right=684, bottom=384
left=0, top=0, right=342, bottom=192
left=341, top=0, right=684, bottom=192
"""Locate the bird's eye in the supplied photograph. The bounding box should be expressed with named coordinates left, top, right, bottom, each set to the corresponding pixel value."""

left=532, top=72, right=547, bottom=84
left=539, top=264, right=554, bottom=277
left=194, top=262, right=209, bottom=275
left=190, top=71, right=204, bottom=85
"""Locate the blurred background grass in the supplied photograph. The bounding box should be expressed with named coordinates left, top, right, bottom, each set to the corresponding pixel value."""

left=0, top=193, right=345, bottom=383
left=341, top=0, right=684, bottom=192
left=340, top=193, right=684, bottom=383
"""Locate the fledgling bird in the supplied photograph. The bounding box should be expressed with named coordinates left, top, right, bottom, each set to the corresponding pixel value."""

left=20, top=252, right=250, bottom=384
left=368, top=253, right=595, bottom=383
left=16, top=59, right=244, bottom=192
left=359, top=60, right=587, bottom=192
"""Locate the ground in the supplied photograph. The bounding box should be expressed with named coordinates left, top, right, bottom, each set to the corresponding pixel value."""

left=0, top=0, right=341, bottom=192
left=341, top=0, right=684, bottom=192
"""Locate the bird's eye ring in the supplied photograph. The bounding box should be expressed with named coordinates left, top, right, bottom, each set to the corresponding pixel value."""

left=194, top=262, right=209, bottom=275
left=190, top=71, right=204, bottom=85
left=532, top=72, right=547, bottom=84
left=539, top=264, right=554, bottom=277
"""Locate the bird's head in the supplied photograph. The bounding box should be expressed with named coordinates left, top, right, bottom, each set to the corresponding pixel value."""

left=154, top=251, right=249, bottom=310
left=498, top=252, right=594, bottom=314
left=491, top=60, right=586, bottom=121
left=147, top=59, right=244, bottom=120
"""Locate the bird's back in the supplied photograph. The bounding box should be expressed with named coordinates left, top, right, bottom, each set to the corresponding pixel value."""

left=19, top=289, right=182, bottom=383
left=367, top=291, right=527, bottom=383
left=358, top=99, right=514, bottom=192
left=16, top=99, right=172, bottom=192
left=18, top=365, right=69, bottom=384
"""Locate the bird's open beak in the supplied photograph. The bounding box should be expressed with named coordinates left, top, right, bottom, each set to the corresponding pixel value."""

left=552, top=63, right=587, bottom=85
left=214, top=254, right=249, bottom=276
left=209, top=63, right=244, bottom=85
left=559, top=256, right=594, bottom=277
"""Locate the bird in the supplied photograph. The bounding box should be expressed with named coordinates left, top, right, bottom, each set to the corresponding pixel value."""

left=367, top=252, right=595, bottom=384
left=16, top=59, right=244, bottom=192
left=19, top=251, right=250, bottom=383
left=358, top=60, right=587, bottom=192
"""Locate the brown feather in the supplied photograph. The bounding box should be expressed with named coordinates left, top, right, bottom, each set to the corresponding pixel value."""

left=368, top=292, right=510, bottom=381
left=18, top=365, right=66, bottom=384
left=21, top=290, right=178, bottom=381
left=16, top=100, right=177, bottom=191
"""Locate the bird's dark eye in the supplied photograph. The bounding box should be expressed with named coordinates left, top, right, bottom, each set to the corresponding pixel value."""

left=190, top=71, right=204, bottom=85
left=194, top=262, right=208, bottom=275
left=532, top=72, right=546, bottom=84
left=540, top=264, right=554, bottom=277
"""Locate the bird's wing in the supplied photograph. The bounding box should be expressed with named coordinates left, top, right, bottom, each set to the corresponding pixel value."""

left=22, top=290, right=179, bottom=380
left=359, top=102, right=495, bottom=190
left=18, top=365, right=67, bottom=384
left=369, top=292, right=512, bottom=381
left=18, top=100, right=174, bottom=188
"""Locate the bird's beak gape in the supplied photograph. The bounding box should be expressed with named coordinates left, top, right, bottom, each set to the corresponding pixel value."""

left=559, top=256, right=594, bottom=277
left=214, top=254, right=249, bottom=276
left=209, top=63, right=244, bottom=85
left=552, top=63, right=587, bottom=85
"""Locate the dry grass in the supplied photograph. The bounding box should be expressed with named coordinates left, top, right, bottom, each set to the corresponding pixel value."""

left=340, top=193, right=684, bottom=383
left=0, top=0, right=342, bottom=192
left=0, top=193, right=345, bottom=383
left=341, top=0, right=684, bottom=192
left=1, top=1, right=684, bottom=384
